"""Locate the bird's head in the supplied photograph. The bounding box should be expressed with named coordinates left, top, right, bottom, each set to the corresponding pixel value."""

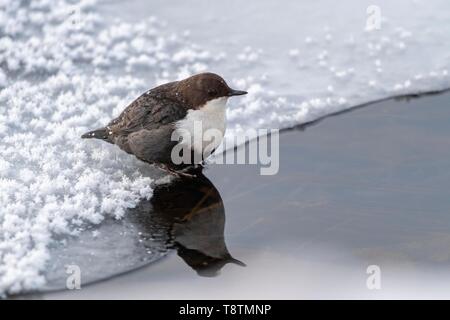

left=177, top=72, right=247, bottom=109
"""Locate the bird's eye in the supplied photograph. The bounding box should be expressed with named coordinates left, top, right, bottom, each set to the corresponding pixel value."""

left=207, top=89, right=218, bottom=96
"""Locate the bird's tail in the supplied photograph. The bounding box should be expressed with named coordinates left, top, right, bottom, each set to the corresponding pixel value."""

left=81, top=127, right=110, bottom=140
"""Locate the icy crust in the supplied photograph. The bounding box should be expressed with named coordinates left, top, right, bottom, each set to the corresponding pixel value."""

left=0, top=0, right=222, bottom=295
left=0, top=74, right=156, bottom=294
left=1, top=0, right=450, bottom=295
left=0, top=1, right=168, bottom=295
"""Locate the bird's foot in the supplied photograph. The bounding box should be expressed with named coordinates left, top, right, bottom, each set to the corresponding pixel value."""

left=155, top=164, right=197, bottom=179
left=174, top=169, right=197, bottom=179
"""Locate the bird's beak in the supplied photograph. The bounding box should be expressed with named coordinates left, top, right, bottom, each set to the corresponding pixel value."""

left=228, top=89, right=248, bottom=97
left=228, top=257, right=247, bottom=267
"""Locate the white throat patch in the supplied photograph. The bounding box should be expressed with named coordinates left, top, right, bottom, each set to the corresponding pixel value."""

left=174, top=97, right=228, bottom=160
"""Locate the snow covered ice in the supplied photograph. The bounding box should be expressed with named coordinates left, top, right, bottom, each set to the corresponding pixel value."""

left=1, top=0, right=450, bottom=295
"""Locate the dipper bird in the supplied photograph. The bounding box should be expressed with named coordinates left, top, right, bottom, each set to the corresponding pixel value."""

left=81, top=72, right=247, bottom=174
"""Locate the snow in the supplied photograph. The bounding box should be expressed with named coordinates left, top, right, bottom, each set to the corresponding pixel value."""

left=1, top=0, right=450, bottom=295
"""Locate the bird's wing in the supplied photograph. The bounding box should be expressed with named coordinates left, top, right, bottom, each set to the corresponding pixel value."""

left=126, top=125, right=177, bottom=163
left=108, top=93, right=187, bottom=135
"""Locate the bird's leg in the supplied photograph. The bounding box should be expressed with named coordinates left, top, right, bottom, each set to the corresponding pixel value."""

left=171, top=167, right=197, bottom=178
left=154, top=163, right=197, bottom=178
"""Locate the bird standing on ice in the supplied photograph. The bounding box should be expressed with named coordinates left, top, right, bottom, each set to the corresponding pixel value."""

left=81, top=73, right=247, bottom=175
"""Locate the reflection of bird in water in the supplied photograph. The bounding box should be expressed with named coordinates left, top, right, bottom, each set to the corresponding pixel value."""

left=130, top=171, right=245, bottom=277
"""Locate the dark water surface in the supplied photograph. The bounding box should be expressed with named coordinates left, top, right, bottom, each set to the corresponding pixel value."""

left=38, top=91, right=450, bottom=299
